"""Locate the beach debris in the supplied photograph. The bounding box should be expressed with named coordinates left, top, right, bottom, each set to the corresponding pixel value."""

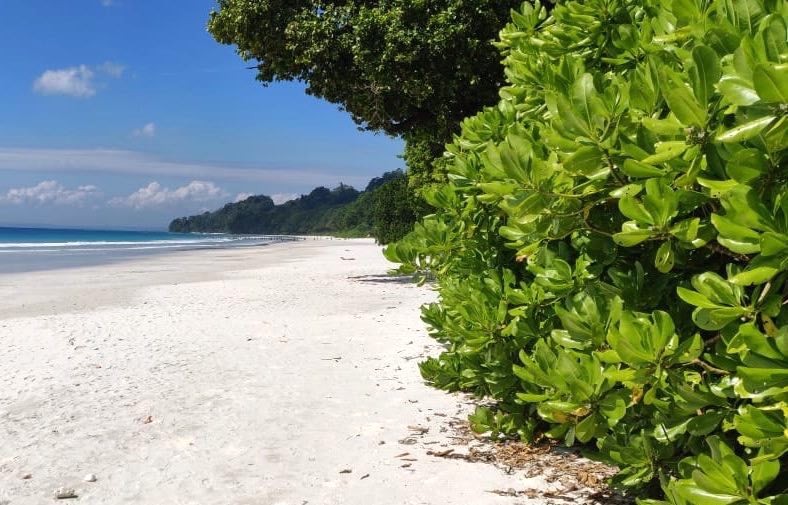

left=21, top=473, right=32, bottom=480
left=321, top=357, right=342, bottom=362
left=54, top=487, right=78, bottom=499
left=340, top=257, right=356, bottom=261
left=427, top=417, right=628, bottom=502
left=488, top=488, right=520, bottom=497
left=360, top=474, right=370, bottom=480
left=397, top=437, right=417, bottom=445
left=339, top=469, right=352, bottom=474
left=400, top=463, right=412, bottom=468
left=487, top=487, right=593, bottom=502
left=407, top=425, right=429, bottom=435
left=83, top=474, right=97, bottom=483
left=142, top=415, right=153, bottom=424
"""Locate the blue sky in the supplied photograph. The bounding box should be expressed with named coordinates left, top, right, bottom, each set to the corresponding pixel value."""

left=0, top=0, right=404, bottom=229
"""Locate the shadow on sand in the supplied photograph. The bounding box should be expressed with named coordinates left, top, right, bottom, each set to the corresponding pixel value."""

left=348, top=274, right=416, bottom=285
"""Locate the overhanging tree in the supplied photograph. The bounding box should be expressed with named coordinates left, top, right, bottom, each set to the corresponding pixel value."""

left=207, top=0, right=523, bottom=184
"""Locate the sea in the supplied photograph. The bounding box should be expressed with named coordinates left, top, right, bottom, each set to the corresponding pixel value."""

left=0, top=226, right=287, bottom=274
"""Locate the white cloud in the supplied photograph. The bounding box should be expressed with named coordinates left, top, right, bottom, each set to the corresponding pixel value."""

left=33, top=65, right=96, bottom=98
left=271, top=193, right=299, bottom=205
left=97, top=61, right=125, bottom=77
left=100, top=0, right=114, bottom=6
left=234, top=192, right=253, bottom=203
left=132, top=122, right=156, bottom=138
left=0, top=148, right=370, bottom=187
left=0, top=180, right=101, bottom=206
left=110, top=181, right=226, bottom=210
left=33, top=62, right=125, bottom=98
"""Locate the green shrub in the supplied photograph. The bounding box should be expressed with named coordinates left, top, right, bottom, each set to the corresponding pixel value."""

left=371, top=173, right=429, bottom=244
left=385, top=0, right=787, bottom=502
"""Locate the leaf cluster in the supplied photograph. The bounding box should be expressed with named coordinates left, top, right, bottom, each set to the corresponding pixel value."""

left=386, top=1, right=788, bottom=502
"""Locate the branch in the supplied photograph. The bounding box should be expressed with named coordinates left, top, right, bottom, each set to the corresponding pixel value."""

left=704, top=242, right=752, bottom=263
left=692, top=359, right=730, bottom=375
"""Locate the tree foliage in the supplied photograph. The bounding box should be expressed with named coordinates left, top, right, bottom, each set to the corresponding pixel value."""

left=386, top=0, right=788, bottom=502
left=371, top=173, right=423, bottom=245
left=208, top=0, right=521, bottom=145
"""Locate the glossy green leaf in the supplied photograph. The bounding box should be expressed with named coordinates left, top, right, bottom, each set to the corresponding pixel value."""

left=718, top=75, right=760, bottom=105
left=711, top=214, right=762, bottom=254
left=565, top=146, right=604, bottom=176
left=728, top=266, right=778, bottom=285
left=670, top=218, right=700, bottom=242
left=716, top=116, right=776, bottom=143
left=688, top=412, right=726, bottom=436
left=655, top=241, right=675, bottom=273
left=725, top=149, right=768, bottom=183
left=661, top=69, right=708, bottom=126
left=642, top=115, right=684, bottom=135
left=613, top=222, right=656, bottom=246
left=621, top=159, right=666, bottom=177
left=677, top=287, right=721, bottom=309
left=641, top=142, right=690, bottom=165
left=751, top=458, right=779, bottom=495
left=691, top=46, right=722, bottom=105
left=753, top=63, right=788, bottom=103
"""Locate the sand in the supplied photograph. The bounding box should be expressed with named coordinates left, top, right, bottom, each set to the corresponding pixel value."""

left=0, top=239, right=561, bottom=505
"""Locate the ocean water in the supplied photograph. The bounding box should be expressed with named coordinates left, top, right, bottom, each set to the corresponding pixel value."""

left=0, top=227, right=287, bottom=274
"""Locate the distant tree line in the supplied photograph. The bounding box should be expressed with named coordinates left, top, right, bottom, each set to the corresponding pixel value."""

left=169, top=170, right=418, bottom=244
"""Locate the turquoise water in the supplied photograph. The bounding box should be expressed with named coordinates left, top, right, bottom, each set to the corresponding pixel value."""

left=0, top=227, right=282, bottom=273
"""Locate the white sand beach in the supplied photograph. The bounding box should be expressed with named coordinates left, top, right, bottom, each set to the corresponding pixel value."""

left=0, top=240, right=572, bottom=505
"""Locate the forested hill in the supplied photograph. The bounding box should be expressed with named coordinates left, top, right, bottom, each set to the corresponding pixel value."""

left=168, top=170, right=419, bottom=243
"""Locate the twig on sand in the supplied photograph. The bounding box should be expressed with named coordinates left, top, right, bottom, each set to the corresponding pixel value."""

left=407, top=425, right=429, bottom=435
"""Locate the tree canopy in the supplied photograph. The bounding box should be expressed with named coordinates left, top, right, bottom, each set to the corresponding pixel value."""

left=208, top=0, right=521, bottom=146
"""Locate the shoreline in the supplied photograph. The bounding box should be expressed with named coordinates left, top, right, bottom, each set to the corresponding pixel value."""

left=0, top=239, right=565, bottom=504
left=0, top=234, right=325, bottom=276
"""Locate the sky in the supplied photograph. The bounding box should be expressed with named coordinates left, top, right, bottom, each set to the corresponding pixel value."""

left=0, top=0, right=405, bottom=229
